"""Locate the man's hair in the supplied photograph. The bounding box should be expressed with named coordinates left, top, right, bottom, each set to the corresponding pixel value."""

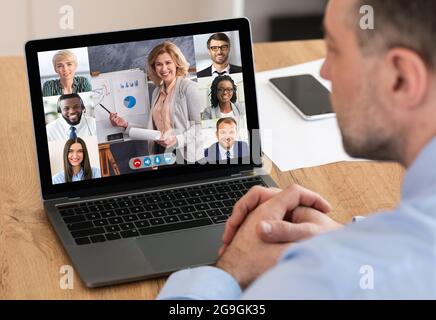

left=354, top=0, right=436, bottom=68
left=57, top=93, right=85, bottom=113
left=207, top=32, right=231, bottom=49
left=216, top=117, right=237, bottom=131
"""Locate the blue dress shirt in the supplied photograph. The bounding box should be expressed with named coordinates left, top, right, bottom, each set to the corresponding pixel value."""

left=158, top=137, right=436, bottom=299
left=52, top=167, right=101, bottom=184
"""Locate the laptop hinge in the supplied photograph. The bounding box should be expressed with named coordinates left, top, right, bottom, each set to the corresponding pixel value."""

left=231, top=170, right=254, bottom=177
left=53, top=170, right=256, bottom=202
left=66, top=197, right=81, bottom=201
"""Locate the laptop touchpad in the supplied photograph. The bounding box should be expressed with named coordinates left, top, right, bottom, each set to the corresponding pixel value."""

left=136, top=224, right=224, bottom=272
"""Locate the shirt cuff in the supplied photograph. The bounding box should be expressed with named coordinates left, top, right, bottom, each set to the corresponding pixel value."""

left=157, top=266, right=242, bottom=300
left=352, top=216, right=366, bottom=223
left=124, top=123, right=132, bottom=135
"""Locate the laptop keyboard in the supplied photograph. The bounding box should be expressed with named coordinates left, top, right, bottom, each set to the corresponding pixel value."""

left=56, top=176, right=267, bottom=246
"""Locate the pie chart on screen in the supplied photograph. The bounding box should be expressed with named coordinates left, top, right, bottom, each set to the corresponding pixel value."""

left=123, top=96, right=136, bottom=109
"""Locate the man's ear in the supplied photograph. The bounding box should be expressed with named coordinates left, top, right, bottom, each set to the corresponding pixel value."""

left=385, top=48, right=429, bottom=110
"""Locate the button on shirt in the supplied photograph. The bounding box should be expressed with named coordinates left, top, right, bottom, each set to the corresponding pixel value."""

left=46, top=116, right=96, bottom=142
left=158, top=137, right=436, bottom=299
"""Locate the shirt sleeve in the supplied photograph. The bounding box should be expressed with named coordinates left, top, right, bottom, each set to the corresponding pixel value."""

left=201, top=107, right=212, bottom=120
left=52, top=171, right=65, bottom=184
left=157, top=266, right=242, bottom=300
left=241, top=242, right=343, bottom=299
left=42, top=80, right=52, bottom=97
left=83, top=77, right=92, bottom=92
left=157, top=239, right=342, bottom=300
left=352, top=216, right=367, bottom=223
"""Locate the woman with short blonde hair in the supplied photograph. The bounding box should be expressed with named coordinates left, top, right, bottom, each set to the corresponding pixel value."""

left=52, top=50, right=78, bottom=67
left=42, top=49, right=92, bottom=97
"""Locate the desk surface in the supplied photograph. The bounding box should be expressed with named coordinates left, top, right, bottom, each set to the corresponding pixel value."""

left=0, top=40, right=404, bottom=299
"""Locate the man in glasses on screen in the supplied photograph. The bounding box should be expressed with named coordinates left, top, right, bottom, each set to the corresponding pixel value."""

left=197, top=32, right=242, bottom=78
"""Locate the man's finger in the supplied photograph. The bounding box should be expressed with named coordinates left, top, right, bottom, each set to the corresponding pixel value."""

left=262, top=185, right=332, bottom=222
left=290, top=206, right=329, bottom=223
left=256, top=220, right=318, bottom=243
left=222, top=186, right=282, bottom=245
left=218, top=244, right=227, bottom=257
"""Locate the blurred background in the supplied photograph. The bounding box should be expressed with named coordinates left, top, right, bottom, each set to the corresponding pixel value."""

left=0, top=0, right=326, bottom=56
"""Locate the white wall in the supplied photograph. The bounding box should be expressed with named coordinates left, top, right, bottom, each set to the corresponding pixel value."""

left=0, top=0, right=30, bottom=56
left=244, top=0, right=326, bottom=42
left=0, top=0, right=244, bottom=56
left=0, top=0, right=326, bottom=56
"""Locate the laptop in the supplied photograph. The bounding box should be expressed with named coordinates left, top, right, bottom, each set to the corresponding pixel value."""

left=25, top=18, right=277, bottom=287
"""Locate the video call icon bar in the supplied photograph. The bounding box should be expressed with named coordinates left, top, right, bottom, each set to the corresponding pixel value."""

left=129, top=153, right=176, bottom=170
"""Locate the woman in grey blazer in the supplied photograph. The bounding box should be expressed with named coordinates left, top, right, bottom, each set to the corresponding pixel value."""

left=146, top=41, right=203, bottom=163
left=201, top=75, right=246, bottom=120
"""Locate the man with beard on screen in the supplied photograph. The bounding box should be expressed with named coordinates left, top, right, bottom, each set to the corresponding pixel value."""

left=46, top=93, right=96, bottom=141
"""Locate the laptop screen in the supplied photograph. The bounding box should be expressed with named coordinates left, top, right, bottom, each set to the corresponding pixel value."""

left=26, top=19, right=261, bottom=197
left=37, top=31, right=252, bottom=185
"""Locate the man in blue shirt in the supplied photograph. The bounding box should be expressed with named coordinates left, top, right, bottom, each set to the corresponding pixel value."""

left=158, top=0, right=436, bottom=299
left=204, top=117, right=249, bottom=163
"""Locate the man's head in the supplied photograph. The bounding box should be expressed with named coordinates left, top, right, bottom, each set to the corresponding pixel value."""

left=216, top=117, right=237, bottom=150
left=321, top=0, right=436, bottom=166
left=207, top=33, right=231, bottom=67
left=57, top=93, right=85, bottom=126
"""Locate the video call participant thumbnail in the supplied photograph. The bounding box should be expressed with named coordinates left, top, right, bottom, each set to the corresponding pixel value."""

left=114, top=41, right=203, bottom=162
left=52, top=137, right=101, bottom=184
left=46, top=93, right=96, bottom=142
left=204, top=117, right=248, bottom=163
left=197, top=33, right=242, bottom=78
left=202, top=75, right=246, bottom=120
left=42, top=49, right=92, bottom=97
left=147, top=41, right=203, bottom=163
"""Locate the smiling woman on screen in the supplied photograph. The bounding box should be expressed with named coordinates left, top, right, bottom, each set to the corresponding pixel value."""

left=52, top=137, right=101, bottom=184
left=42, top=50, right=92, bottom=97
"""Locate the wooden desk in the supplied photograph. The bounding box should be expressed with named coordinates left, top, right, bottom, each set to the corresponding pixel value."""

left=0, top=40, right=404, bottom=299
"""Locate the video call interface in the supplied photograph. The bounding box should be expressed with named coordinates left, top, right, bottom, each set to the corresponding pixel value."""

left=38, top=31, right=250, bottom=185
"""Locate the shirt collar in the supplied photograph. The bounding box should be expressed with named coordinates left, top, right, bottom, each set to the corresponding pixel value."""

left=402, top=136, right=436, bottom=200
left=218, top=143, right=234, bottom=158
left=55, top=77, right=78, bottom=91
left=72, top=168, right=84, bottom=180
left=73, top=77, right=79, bottom=87
left=218, top=102, right=236, bottom=116
left=212, top=64, right=230, bottom=76
left=160, top=78, right=177, bottom=95
left=58, top=114, right=85, bottom=131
